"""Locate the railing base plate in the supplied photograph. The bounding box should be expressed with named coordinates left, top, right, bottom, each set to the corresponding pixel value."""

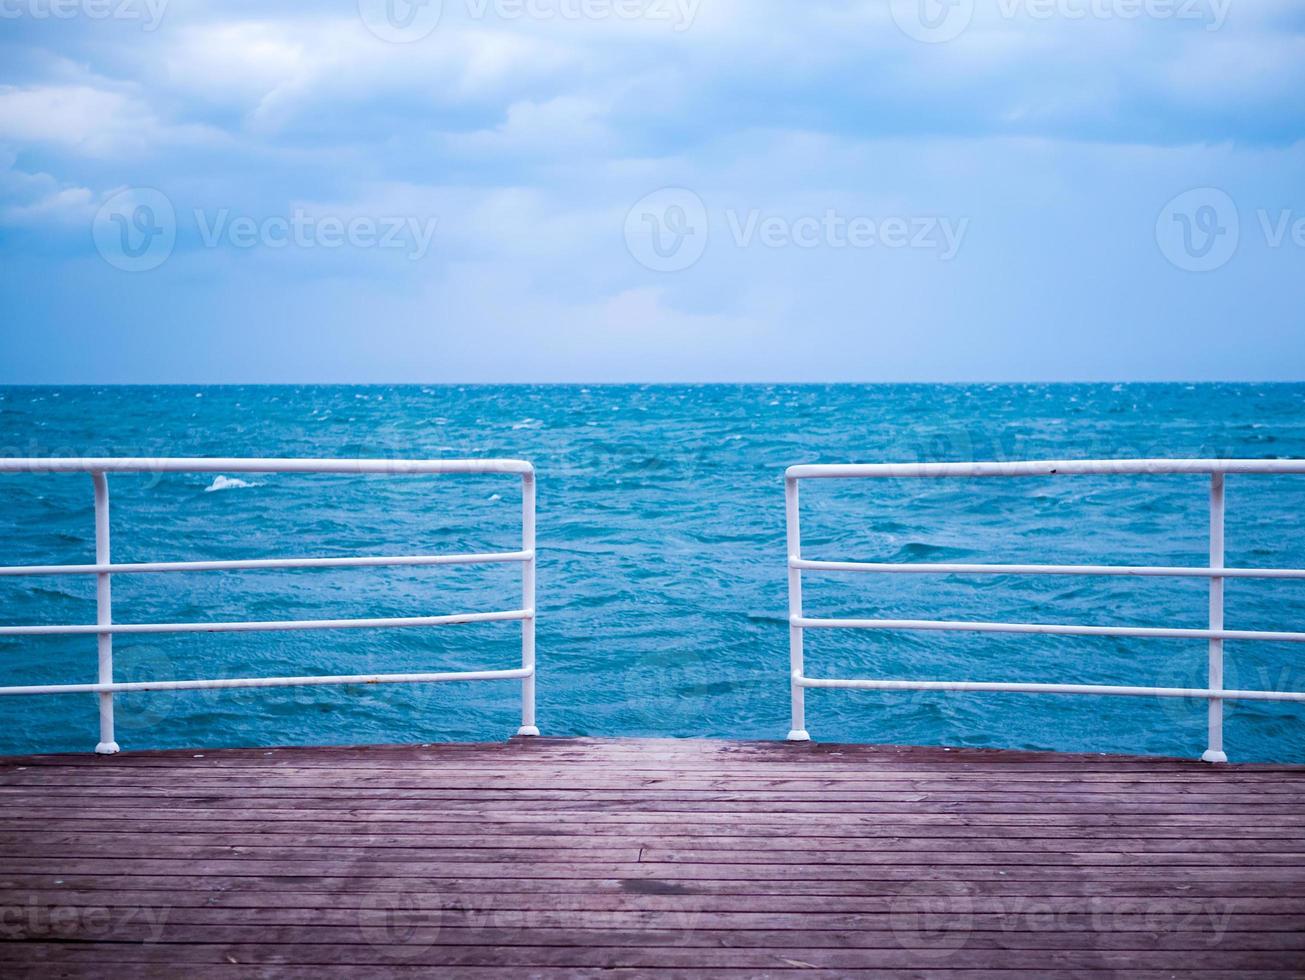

left=785, top=730, right=810, bottom=742
left=1201, top=749, right=1228, bottom=764
left=516, top=726, right=540, bottom=737
left=94, top=741, right=120, bottom=755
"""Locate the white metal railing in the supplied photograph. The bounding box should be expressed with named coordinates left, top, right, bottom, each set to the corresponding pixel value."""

left=0, top=458, right=539, bottom=753
left=784, top=459, right=1305, bottom=762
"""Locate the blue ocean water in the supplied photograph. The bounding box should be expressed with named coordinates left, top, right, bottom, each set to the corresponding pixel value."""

left=1, top=384, right=1303, bottom=761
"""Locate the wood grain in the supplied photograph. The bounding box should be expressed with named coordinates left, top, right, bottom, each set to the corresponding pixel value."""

left=1, top=737, right=1302, bottom=976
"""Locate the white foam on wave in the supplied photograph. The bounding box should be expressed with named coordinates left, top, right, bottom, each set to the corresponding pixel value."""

left=204, top=475, right=264, bottom=493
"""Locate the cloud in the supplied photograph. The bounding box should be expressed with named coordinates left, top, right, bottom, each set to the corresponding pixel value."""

left=2, top=184, right=95, bottom=225
left=0, top=82, right=223, bottom=157
left=0, top=85, right=155, bottom=156
left=0, top=155, right=96, bottom=227
left=448, top=95, right=613, bottom=157
left=150, top=16, right=583, bottom=140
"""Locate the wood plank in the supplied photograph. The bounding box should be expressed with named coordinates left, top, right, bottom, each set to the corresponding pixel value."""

left=10, top=761, right=1305, bottom=781
left=7, top=821, right=1305, bottom=843
left=3, top=840, right=1305, bottom=865
left=1, top=872, right=1299, bottom=900
left=7, top=830, right=1305, bottom=854
left=4, top=969, right=1303, bottom=980
left=5, top=889, right=1304, bottom=916
left=7, top=777, right=1303, bottom=803
left=5, top=921, right=1305, bottom=952
left=10, top=857, right=1305, bottom=880
left=2, top=940, right=1305, bottom=969
left=7, top=766, right=1304, bottom=787
left=4, top=809, right=1304, bottom=831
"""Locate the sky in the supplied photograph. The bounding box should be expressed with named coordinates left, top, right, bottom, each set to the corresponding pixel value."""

left=0, top=0, right=1302, bottom=383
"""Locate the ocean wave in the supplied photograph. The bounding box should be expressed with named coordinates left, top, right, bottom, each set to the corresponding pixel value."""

left=204, top=475, right=264, bottom=493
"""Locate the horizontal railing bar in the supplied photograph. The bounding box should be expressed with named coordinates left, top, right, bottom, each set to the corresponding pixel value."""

left=0, top=457, right=533, bottom=476
left=0, top=551, right=533, bottom=577
left=0, top=609, right=530, bottom=638
left=791, top=558, right=1305, bottom=580
left=794, top=616, right=1305, bottom=643
left=794, top=674, right=1305, bottom=702
left=0, top=667, right=532, bottom=697
left=786, top=459, right=1305, bottom=480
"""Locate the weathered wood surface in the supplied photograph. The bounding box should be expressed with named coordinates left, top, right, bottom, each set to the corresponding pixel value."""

left=1, top=737, right=1303, bottom=977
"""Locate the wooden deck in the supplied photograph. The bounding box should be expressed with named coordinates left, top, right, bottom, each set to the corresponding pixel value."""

left=1, top=737, right=1303, bottom=978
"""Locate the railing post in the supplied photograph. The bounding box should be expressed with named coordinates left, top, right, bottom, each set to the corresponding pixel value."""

left=92, top=472, right=119, bottom=755
left=517, top=469, right=539, bottom=737
left=1202, top=472, right=1227, bottom=763
left=786, top=475, right=810, bottom=742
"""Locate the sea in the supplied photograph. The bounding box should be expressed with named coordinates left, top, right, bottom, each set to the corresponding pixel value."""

left=1, top=383, right=1303, bottom=761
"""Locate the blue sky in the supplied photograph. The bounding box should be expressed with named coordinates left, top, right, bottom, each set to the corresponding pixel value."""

left=0, top=0, right=1302, bottom=382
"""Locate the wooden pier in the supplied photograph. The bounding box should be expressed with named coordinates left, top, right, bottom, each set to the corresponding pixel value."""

left=1, top=737, right=1303, bottom=977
